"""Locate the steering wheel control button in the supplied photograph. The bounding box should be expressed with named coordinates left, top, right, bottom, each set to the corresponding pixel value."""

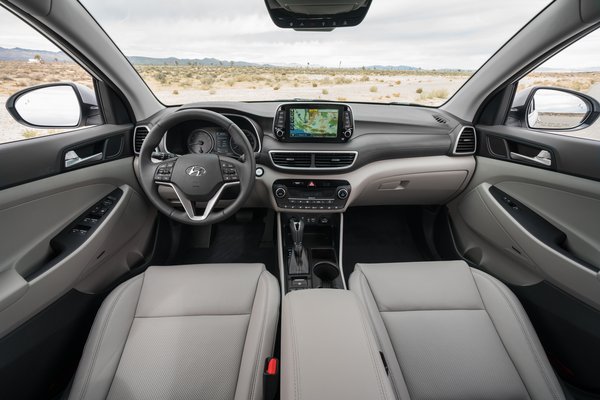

left=220, top=161, right=239, bottom=181
left=155, top=162, right=175, bottom=182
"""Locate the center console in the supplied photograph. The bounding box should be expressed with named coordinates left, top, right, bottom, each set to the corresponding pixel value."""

left=278, top=212, right=345, bottom=293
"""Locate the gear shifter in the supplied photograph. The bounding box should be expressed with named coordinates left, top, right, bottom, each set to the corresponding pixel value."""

left=288, top=218, right=309, bottom=275
left=290, top=218, right=304, bottom=259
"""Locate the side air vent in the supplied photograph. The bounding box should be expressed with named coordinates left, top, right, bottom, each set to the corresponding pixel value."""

left=453, top=126, right=477, bottom=154
left=314, top=152, right=356, bottom=168
left=432, top=114, right=448, bottom=125
left=270, top=152, right=312, bottom=168
left=133, top=126, right=149, bottom=154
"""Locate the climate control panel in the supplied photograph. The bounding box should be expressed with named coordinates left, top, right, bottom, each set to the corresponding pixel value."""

left=272, top=179, right=351, bottom=211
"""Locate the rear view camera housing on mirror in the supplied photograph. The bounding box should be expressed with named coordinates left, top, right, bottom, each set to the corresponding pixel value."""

left=264, top=0, right=372, bottom=31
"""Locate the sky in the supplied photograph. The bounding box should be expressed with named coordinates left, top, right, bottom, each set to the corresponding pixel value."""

left=0, top=0, right=553, bottom=70
left=1, top=0, right=599, bottom=71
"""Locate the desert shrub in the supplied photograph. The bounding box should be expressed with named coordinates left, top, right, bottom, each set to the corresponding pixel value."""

left=416, top=88, right=423, bottom=94
left=322, top=89, right=329, bottom=95
left=22, top=129, right=38, bottom=138
left=369, top=86, right=378, bottom=93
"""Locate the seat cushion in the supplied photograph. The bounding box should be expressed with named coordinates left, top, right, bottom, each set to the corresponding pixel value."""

left=350, top=260, right=565, bottom=400
left=68, top=263, right=279, bottom=400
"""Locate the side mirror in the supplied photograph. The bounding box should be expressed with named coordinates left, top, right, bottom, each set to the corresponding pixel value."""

left=5, top=82, right=102, bottom=129
left=511, top=86, right=599, bottom=130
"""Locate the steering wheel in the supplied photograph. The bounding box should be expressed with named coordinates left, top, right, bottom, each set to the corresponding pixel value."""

left=138, top=109, right=256, bottom=225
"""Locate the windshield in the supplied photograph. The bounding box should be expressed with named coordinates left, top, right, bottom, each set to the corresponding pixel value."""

left=81, top=0, right=549, bottom=106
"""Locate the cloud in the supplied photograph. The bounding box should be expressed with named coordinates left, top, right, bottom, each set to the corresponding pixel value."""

left=0, top=0, right=567, bottom=70
left=77, top=0, right=550, bottom=69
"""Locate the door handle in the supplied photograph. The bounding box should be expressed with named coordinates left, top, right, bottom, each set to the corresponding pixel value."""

left=64, top=150, right=103, bottom=168
left=509, top=149, right=552, bottom=166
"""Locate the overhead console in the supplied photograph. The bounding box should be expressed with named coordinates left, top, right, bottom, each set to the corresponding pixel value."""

left=273, top=103, right=354, bottom=143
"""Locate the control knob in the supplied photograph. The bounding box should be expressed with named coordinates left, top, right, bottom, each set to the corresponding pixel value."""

left=337, top=187, right=349, bottom=200
left=275, top=128, right=285, bottom=138
left=343, top=129, right=353, bottom=139
left=275, top=186, right=287, bottom=198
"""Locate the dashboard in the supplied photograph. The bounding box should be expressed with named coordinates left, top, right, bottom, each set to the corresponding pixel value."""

left=143, top=101, right=477, bottom=212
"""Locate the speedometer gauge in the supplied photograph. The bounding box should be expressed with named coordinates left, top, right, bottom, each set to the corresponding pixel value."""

left=187, top=129, right=213, bottom=154
left=230, top=129, right=257, bottom=156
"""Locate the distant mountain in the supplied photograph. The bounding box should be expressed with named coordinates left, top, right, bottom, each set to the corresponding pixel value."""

left=0, top=47, right=462, bottom=71
left=127, top=55, right=262, bottom=67
left=366, top=65, right=421, bottom=71
left=536, top=66, right=600, bottom=72
left=0, top=47, right=71, bottom=62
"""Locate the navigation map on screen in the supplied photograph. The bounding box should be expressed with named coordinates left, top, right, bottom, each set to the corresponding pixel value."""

left=289, top=108, right=339, bottom=138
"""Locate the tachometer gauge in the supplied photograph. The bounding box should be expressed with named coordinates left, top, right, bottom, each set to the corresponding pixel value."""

left=230, top=129, right=257, bottom=156
left=187, top=129, right=213, bottom=154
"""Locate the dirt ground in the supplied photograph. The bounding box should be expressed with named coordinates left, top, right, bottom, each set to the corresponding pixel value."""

left=1, top=61, right=600, bottom=144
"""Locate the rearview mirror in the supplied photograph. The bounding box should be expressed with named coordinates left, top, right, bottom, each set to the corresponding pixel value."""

left=264, top=0, right=372, bottom=31
left=6, top=82, right=102, bottom=129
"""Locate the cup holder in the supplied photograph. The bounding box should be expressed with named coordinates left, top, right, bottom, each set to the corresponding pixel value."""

left=313, top=261, right=340, bottom=287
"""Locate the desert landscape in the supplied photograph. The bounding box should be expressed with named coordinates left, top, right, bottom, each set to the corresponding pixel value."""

left=2, top=60, right=600, bottom=143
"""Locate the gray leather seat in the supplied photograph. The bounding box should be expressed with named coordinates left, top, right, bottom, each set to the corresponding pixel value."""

left=68, top=263, right=279, bottom=400
left=350, top=260, right=565, bottom=400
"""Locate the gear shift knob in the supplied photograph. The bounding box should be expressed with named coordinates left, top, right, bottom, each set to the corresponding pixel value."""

left=289, top=218, right=304, bottom=258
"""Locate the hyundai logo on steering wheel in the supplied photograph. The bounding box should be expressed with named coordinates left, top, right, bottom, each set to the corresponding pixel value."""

left=186, top=166, right=206, bottom=177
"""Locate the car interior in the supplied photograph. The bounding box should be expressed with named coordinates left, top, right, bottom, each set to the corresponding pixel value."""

left=1, top=0, right=600, bottom=399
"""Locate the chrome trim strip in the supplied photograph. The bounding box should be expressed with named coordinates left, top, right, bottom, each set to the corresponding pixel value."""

left=156, top=181, right=240, bottom=221
left=133, top=125, right=150, bottom=155
left=452, top=126, right=477, bottom=155
left=268, top=150, right=359, bottom=170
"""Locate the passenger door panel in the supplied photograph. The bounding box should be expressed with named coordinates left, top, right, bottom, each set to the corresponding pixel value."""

left=450, top=125, right=600, bottom=310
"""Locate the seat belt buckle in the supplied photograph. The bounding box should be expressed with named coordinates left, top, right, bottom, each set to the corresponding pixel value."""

left=263, top=357, right=279, bottom=400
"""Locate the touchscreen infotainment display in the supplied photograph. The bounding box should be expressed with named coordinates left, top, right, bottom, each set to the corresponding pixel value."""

left=289, top=108, right=339, bottom=138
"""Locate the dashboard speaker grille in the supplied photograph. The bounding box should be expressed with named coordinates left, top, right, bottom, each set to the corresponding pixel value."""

left=432, top=114, right=448, bottom=125
left=314, top=152, right=356, bottom=168
left=454, top=127, right=476, bottom=154
left=270, top=152, right=312, bottom=168
left=133, top=126, right=149, bottom=154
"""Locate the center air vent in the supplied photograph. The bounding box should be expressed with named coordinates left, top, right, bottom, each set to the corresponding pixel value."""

left=453, top=127, right=476, bottom=154
left=270, top=152, right=312, bottom=168
left=133, top=126, right=149, bottom=154
left=270, top=151, right=357, bottom=169
left=314, top=152, right=356, bottom=168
